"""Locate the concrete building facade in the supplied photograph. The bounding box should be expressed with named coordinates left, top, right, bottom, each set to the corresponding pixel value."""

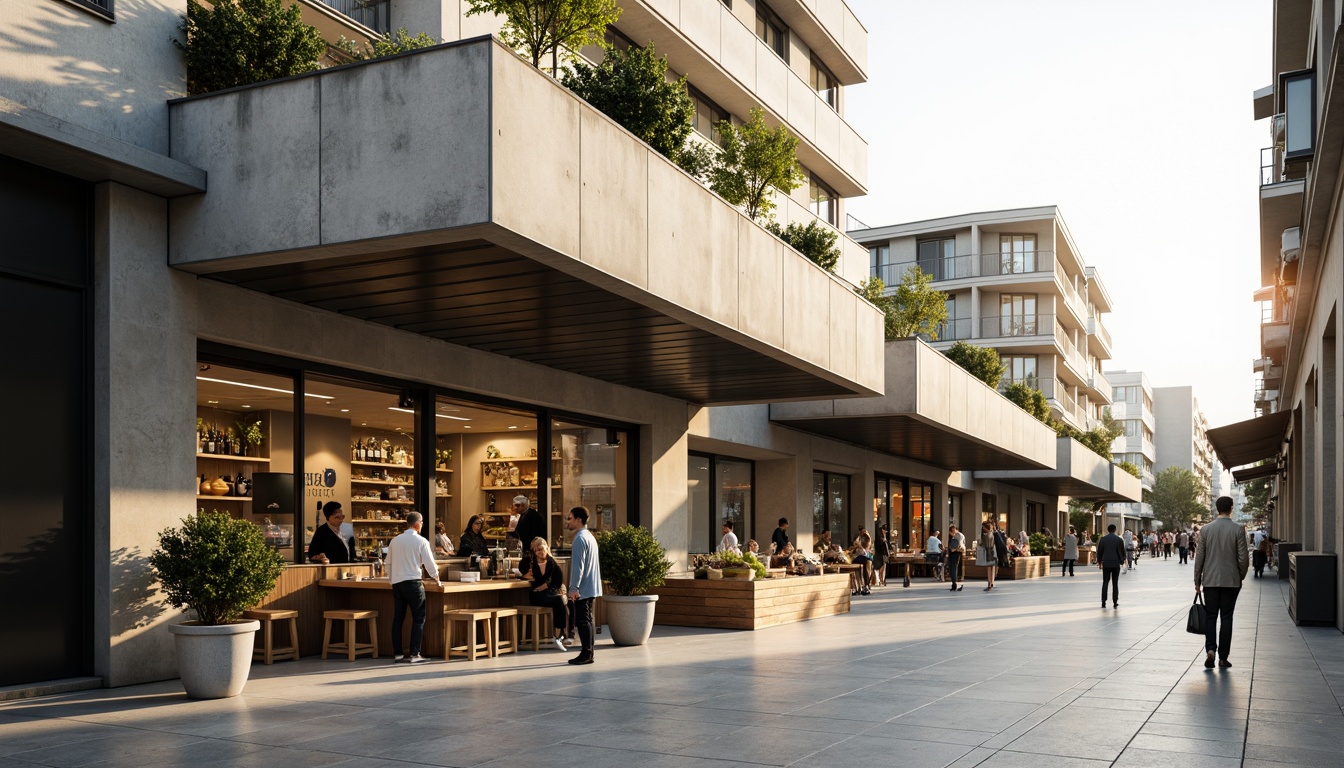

left=1105, top=369, right=1156, bottom=530
left=0, top=0, right=1137, bottom=692
left=1208, top=0, right=1344, bottom=632
left=1153, top=386, right=1215, bottom=506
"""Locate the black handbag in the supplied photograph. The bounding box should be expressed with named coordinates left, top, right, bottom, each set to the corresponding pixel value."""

left=1186, top=593, right=1207, bottom=635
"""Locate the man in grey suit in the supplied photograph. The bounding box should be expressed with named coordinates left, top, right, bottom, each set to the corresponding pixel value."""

left=1194, top=496, right=1250, bottom=669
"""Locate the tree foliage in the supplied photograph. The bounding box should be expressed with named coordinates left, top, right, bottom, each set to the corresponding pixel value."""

left=890, top=266, right=949, bottom=338
left=1117, top=461, right=1140, bottom=479
left=1145, top=466, right=1206, bottom=532
left=562, top=43, right=694, bottom=159
left=176, top=0, right=326, bottom=95
left=467, top=0, right=621, bottom=76
left=1240, top=475, right=1271, bottom=520
left=944, top=341, right=1004, bottom=388
left=150, top=510, right=285, bottom=625
left=1067, top=498, right=1098, bottom=538
left=856, top=278, right=898, bottom=340
left=334, top=28, right=439, bottom=60
left=1003, top=381, right=1051, bottom=422
left=766, top=220, right=840, bottom=272
left=708, top=108, right=804, bottom=221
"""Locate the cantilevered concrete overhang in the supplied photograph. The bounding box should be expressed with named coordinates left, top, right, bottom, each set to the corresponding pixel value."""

left=769, top=339, right=1057, bottom=470
left=977, top=438, right=1142, bottom=503
left=166, top=38, right=883, bottom=405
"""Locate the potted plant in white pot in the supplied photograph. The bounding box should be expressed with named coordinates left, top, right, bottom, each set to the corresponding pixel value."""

left=596, top=524, right=672, bottom=646
left=150, top=509, right=284, bottom=698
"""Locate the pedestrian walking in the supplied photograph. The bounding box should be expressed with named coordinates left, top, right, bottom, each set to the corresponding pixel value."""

left=946, top=525, right=965, bottom=592
left=926, top=530, right=944, bottom=581
left=1177, top=530, right=1189, bottom=564
left=1164, top=531, right=1173, bottom=559
left=1194, top=496, right=1250, bottom=669
left=387, top=511, right=441, bottom=663
left=567, top=506, right=602, bottom=666
left=1097, top=524, right=1125, bottom=608
left=979, top=521, right=997, bottom=592
left=1123, top=529, right=1137, bottom=570
left=1061, top=526, right=1078, bottom=577
left=874, top=524, right=891, bottom=586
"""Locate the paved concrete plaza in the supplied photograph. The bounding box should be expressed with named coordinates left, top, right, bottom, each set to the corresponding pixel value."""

left=3, top=555, right=1343, bottom=768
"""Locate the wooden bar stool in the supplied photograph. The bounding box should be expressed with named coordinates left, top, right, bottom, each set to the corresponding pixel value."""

left=514, top=605, right=553, bottom=651
left=321, top=609, right=378, bottom=661
left=490, top=607, right=519, bottom=656
left=243, top=608, right=299, bottom=664
left=444, top=608, right=493, bottom=661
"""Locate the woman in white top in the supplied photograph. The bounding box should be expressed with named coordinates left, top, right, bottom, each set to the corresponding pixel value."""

left=433, top=522, right=454, bottom=556
left=1061, top=526, right=1078, bottom=577
left=926, top=531, right=944, bottom=581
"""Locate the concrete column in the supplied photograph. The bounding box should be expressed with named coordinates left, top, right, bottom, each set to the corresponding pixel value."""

left=646, top=402, right=690, bottom=569
left=93, top=182, right=199, bottom=687
left=970, top=286, right=981, bottom=339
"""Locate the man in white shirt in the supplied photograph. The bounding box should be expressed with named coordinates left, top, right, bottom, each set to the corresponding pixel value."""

left=925, top=531, right=943, bottom=581
left=387, top=511, right=442, bottom=663
left=717, top=521, right=740, bottom=553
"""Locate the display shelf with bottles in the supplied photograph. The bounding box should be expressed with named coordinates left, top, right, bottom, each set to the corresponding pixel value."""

left=195, top=407, right=270, bottom=514
left=480, top=454, right=558, bottom=542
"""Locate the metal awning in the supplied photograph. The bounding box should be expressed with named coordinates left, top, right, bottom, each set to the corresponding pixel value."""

left=1232, top=463, right=1278, bottom=482
left=1207, top=411, right=1290, bottom=468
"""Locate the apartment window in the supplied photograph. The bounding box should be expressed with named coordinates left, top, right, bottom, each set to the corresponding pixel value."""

left=809, top=172, right=837, bottom=225
left=1111, top=386, right=1126, bottom=402
left=1281, top=69, right=1316, bottom=161
left=719, top=0, right=732, bottom=7
left=689, top=86, right=727, bottom=145
left=62, top=0, right=114, bottom=20
left=756, top=2, right=789, bottom=61
left=999, top=234, right=1037, bottom=274
left=1003, top=355, right=1038, bottom=384
left=1123, top=419, right=1142, bottom=438
left=917, top=238, right=956, bottom=281
left=869, top=245, right=893, bottom=284
left=322, top=0, right=390, bottom=34
left=810, top=56, right=838, bottom=108
left=998, top=294, right=1038, bottom=336
left=603, top=26, right=638, bottom=53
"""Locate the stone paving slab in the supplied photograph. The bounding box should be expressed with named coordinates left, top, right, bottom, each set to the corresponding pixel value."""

left=2, top=554, right=1343, bottom=767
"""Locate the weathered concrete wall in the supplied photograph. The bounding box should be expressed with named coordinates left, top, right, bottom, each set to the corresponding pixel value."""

left=2, top=0, right=185, bottom=155
left=94, top=182, right=199, bottom=687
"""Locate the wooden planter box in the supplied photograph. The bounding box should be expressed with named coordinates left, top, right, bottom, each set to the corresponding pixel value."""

left=1050, top=548, right=1096, bottom=565
left=960, top=555, right=1051, bottom=581
left=651, top=573, right=851, bottom=630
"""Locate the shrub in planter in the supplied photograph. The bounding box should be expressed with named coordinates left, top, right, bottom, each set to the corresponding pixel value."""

left=1028, top=532, right=1052, bottom=557
left=596, top=525, right=672, bottom=646
left=150, top=510, right=285, bottom=697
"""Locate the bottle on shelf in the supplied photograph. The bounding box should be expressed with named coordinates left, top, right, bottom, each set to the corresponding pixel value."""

left=205, top=429, right=216, bottom=455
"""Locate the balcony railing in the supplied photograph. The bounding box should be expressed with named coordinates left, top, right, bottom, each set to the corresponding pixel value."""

left=1088, top=315, right=1113, bottom=349
left=934, top=318, right=974, bottom=341
left=870, top=250, right=1058, bottom=285
left=980, top=313, right=1053, bottom=339
left=845, top=213, right=871, bottom=233
left=321, top=0, right=390, bottom=33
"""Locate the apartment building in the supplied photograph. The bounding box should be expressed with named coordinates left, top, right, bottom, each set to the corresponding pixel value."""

left=1105, top=369, right=1156, bottom=530
left=1208, top=0, right=1342, bottom=631
left=0, top=0, right=1140, bottom=692
left=851, top=207, right=1118, bottom=432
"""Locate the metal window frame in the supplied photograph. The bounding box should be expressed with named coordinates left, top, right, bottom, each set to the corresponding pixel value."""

left=59, top=0, right=114, bottom=22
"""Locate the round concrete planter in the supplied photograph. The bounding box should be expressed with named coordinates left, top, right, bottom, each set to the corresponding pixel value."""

left=603, top=594, right=658, bottom=646
left=168, top=620, right=260, bottom=699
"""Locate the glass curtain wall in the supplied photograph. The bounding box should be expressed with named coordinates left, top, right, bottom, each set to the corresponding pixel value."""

left=689, top=453, right=753, bottom=552
left=552, top=420, right=629, bottom=548
left=195, top=361, right=297, bottom=560
left=909, top=482, right=933, bottom=551
left=812, top=471, right=849, bottom=544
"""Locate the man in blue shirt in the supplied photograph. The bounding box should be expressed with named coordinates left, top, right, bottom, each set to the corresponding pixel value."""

left=567, top=506, right=602, bottom=666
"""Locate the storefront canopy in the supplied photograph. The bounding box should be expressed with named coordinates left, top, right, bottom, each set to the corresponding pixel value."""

left=1232, top=462, right=1279, bottom=482
left=1207, top=411, right=1290, bottom=469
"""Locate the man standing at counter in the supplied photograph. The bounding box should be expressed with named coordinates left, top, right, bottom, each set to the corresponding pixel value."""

left=387, top=511, right=441, bottom=663
left=308, top=501, right=353, bottom=564
left=512, top=495, right=545, bottom=571
left=567, top=506, right=601, bottom=666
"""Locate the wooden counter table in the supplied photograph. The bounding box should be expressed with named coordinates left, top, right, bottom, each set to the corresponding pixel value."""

left=320, top=577, right=532, bottom=658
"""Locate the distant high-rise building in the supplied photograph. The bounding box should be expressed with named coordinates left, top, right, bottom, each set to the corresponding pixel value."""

left=1105, top=369, right=1155, bottom=529
left=1153, top=386, right=1215, bottom=506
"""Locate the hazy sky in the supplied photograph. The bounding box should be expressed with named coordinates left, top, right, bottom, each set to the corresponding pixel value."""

left=842, top=0, right=1270, bottom=430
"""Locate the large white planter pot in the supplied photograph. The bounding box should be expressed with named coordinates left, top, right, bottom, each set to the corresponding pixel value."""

left=168, top=620, right=260, bottom=699
left=603, top=594, right=658, bottom=646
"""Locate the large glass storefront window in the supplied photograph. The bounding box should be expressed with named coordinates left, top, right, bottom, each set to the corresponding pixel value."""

left=198, top=346, right=636, bottom=562
left=552, top=420, right=629, bottom=549
left=812, top=471, right=849, bottom=543
left=195, top=362, right=297, bottom=560
left=689, top=453, right=753, bottom=552
left=909, top=482, right=933, bottom=551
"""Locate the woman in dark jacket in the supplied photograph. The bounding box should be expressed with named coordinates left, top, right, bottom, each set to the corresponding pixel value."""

left=458, top=515, right=490, bottom=559
left=873, top=524, right=891, bottom=586
left=525, top=537, right=570, bottom=651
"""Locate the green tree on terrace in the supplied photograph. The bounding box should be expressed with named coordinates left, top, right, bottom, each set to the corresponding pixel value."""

left=562, top=42, right=694, bottom=159
left=766, top=220, right=841, bottom=272
left=709, top=108, right=805, bottom=222
left=176, top=0, right=326, bottom=95
left=889, top=266, right=948, bottom=339
left=467, top=0, right=621, bottom=76
left=1003, top=382, right=1051, bottom=422
left=1145, top=466, right=1206, bottom=531
left=1067, top=498, right=1099, bottom=538
left=333, top=27, right=439, bottom=61
left=944, top=341, right=1004, bottom=388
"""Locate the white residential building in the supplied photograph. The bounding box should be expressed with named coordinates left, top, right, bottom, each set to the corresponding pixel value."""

left=1106, top=369, right=1155, bottom=530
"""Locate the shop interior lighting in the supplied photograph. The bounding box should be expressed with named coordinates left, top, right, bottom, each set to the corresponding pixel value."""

left=387, top=407, right=471, bottom=421
left=196, top=376, right=334, bottom=399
